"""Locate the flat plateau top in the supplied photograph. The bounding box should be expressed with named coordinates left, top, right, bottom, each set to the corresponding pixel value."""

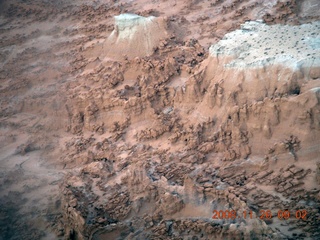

left=210, top=21, right=320, bottom=69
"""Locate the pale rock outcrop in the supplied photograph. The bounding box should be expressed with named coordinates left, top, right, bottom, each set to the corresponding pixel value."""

left=103, top=13, right=169, bottom=59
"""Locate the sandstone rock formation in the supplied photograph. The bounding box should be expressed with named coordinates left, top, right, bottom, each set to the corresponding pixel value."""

left=103, top=13, right=169, bottom=59
left=0, top=0, right=319, bottom=240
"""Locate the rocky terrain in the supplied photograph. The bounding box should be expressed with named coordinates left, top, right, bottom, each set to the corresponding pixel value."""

left=0, top=0, right=319, bottom=239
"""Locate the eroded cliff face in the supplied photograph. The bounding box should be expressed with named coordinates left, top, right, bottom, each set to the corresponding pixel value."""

left=0, top=0, right=319, bottom=240
left=56, top=17, right=320, bottom=240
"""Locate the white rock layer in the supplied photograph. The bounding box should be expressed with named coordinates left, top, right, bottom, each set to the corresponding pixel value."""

left=210, top=21, right=320, bottom=70
left=104, top=13, right=168, bottom=59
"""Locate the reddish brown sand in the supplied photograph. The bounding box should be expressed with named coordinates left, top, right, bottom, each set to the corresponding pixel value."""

left=0, top=0, right=320, bottom=239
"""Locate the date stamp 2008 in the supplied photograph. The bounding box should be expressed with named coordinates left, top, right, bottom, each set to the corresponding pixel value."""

left=212, top=209, right=307, bottom=220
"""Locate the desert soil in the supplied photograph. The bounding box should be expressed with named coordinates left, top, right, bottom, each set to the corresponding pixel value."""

left=0, top=0, right=320, bottom=239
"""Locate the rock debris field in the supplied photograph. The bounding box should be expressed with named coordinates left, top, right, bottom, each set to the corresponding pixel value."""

left=0, top=0, right=320, bottom=240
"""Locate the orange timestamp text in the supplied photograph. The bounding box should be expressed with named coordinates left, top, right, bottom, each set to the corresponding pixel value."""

left=212, top=209, right=307, bottom=220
